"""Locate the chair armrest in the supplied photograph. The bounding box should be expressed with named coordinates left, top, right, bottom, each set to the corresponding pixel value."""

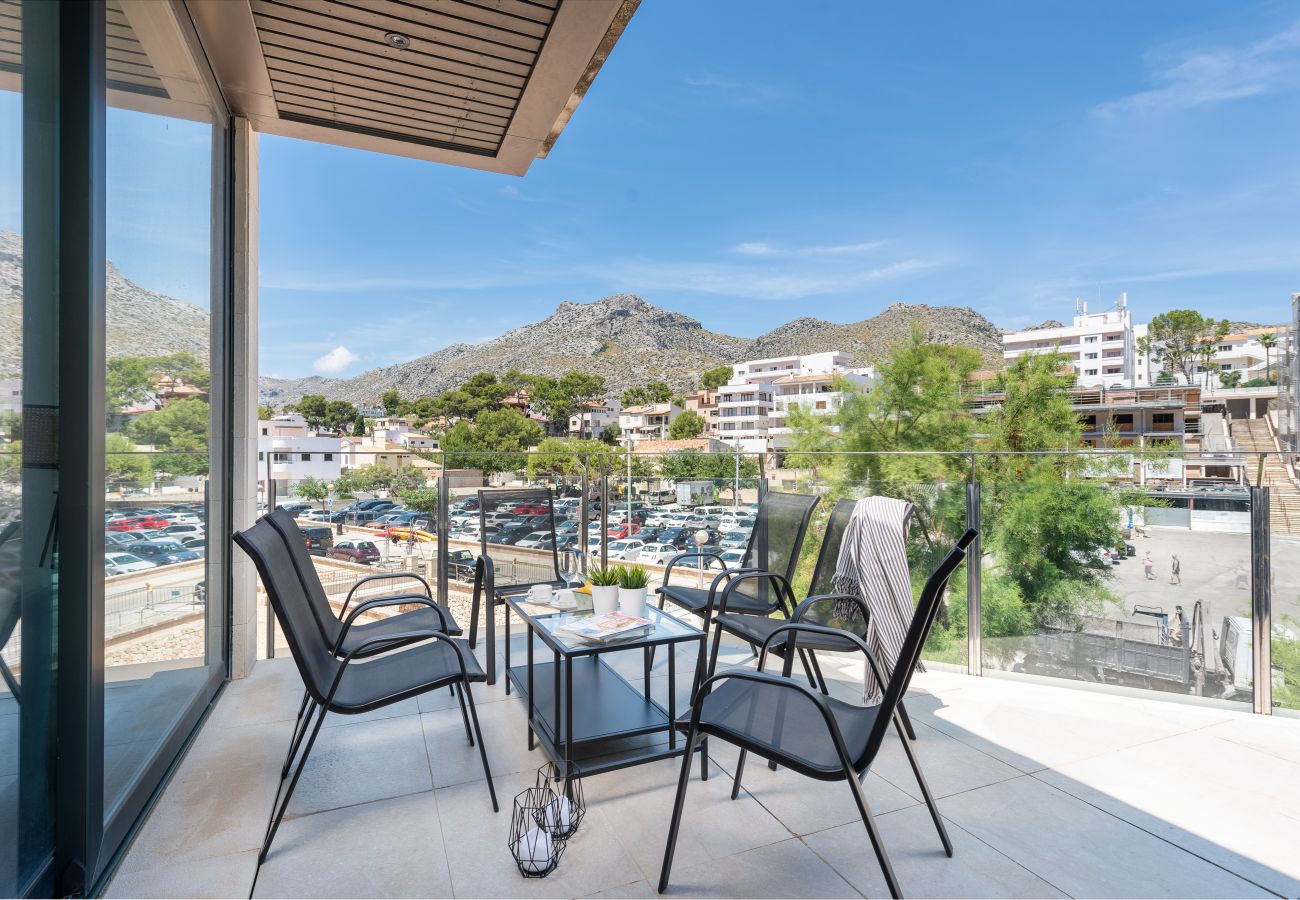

left=687, top=668, right=856, bottom=773
left=332, top=595, right=452, bottom=656
left=758, top=621, right=891, bottom=692
left=322, top=628, right=464, bottom=708
left=473, top=554, right=497, bottom=599
left=341, top=571, right=432, bottom=615
left=715, top=570, right=795, bottom=617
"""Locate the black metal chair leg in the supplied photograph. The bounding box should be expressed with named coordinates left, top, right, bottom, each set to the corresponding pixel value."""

left=453, top=682, right=474, bottom=746
left=464, top=680, right=499, bottom=812
left=796, top=647, right=819, bottom=690
left=657, top=729, right=700, bottom=894
left=847, top=766, right=903, bottom=899
left=730, top=749, right=748, bottom=800
left=806, top=649, right=830, bottom=695
left=892, top=713, right=952, bottom=857
left=261, top=702, right=329, bottom=863
left=897, top=699, right=918, bottom=741
left=281, top=698, right=317, bottom=779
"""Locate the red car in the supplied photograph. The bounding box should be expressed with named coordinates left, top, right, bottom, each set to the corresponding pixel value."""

left=510, top=503, right=549, bottom=516
left=606, top=523, right=640, bottom=540
left=106, top=515, right=171, bottom=532
left=325, top=539, right=381, bottom=565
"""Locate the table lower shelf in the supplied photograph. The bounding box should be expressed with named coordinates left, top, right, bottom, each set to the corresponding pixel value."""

left=507, top=655, right=690, bottom=775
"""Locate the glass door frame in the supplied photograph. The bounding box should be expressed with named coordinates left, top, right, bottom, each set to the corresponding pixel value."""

left=20, top=2, right=234, bottom=894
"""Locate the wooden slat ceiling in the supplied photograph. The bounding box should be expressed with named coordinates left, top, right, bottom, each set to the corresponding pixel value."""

left=249, top=0, right=561, bottom=156
left=0, top=0, right=169, bottom=98
left=188, top=0, right=634, bottom=175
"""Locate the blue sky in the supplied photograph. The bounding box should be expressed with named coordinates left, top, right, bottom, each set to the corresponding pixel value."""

left=4, top=2, right=1298, bottom=380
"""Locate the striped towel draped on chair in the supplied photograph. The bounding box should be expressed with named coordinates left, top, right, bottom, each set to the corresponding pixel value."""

left=831, top=496, right=921, bottom=701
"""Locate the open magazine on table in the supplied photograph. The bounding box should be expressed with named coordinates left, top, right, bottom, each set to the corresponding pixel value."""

left=555, top=611, right=654, bottom=644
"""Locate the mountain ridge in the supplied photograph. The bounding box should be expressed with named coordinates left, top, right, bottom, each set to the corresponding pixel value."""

left=260, top=293, right=1007, bottom=408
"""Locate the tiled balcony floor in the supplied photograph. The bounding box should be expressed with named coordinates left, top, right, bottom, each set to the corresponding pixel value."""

left=105, top=634, right=1300, bottom=899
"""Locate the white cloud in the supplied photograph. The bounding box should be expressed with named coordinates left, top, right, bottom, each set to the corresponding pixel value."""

left=732, top=240, right=886, bottom=257
left=681, top=73, right=789, bottom=105
left=1094, top=21, right=1300, bottom=117
left=312, top=345, right=359, bottom=373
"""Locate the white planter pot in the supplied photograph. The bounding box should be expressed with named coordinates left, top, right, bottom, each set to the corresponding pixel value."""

left=591, top=585, right=619, bottom=616
left=617, top=586, right=647, bottom=617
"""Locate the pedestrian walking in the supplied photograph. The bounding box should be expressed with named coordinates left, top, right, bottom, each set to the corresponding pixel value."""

left=1143, top=552, right=1154, bottom=580
left=1169, top=554, right=1181, bottom=585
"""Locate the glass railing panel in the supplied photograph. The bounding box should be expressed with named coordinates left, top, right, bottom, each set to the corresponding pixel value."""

left=1269, top=488, right=1300, bottom=713
left=979, top=479, right=1252, bottom=707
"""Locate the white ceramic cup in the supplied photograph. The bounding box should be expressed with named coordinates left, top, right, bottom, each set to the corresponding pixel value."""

left=529, top=584, right=553, bottom=605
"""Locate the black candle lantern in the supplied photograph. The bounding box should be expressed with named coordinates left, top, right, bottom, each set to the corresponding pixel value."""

left=534, top=761, right=585, bottom=839
left=508, top=786, right=567, bottom=878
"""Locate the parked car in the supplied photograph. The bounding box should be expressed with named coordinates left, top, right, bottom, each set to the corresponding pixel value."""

left=275, top=502, right=313, bottom=517
left=636, top=543, right=681, bottom=565
left=556, top=534, right=581, bottom=552
left=326, top=539, right=381, bottom=565
left=1070, top=547, right=1114, bottom=567
left=706, top=548, right=747, bottom=570
left=300, top=525, right=334, bottom=556
left=718, top=530, right=749, bottom=550
left=126, top=540, right=201, bottom=566
left=514, top=530, right=553, bottom=549
left=162, top=523, right=205, bottom=539
left=104, top=551, right=156, bottom=575
left=179, top=535, right=207, bottom=553
left=104, top=530, right=137, bottom=547
left=510, top=502, right=549, bottom=516
left=448, top=549, right=477, bottom=581
left=655, top=527, right=692, bottom=548
left=106, top=515, right=171, bottom=532
left=607, top=538, right=645, bottom=561
left=606, top=523, right=640, bottom=540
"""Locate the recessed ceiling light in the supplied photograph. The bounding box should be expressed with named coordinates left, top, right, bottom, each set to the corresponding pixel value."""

left=384, top=32, right=411, bottom=49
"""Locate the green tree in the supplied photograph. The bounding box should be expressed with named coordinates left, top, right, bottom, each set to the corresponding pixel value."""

left=128, top=397, right=209, bottom=451
left=526, top=437, right=623, bottom=478
left=323, top=399, right=359, bottom=433
left=1219, top=370, right=1243, bottom=389
left=399, top=486, right=441, bottom=517
left=599, top=422, right=621, bottom=445
left=700, top=365, right=734, bottom=391
left=105, top=432, right=152, bottom=487
left=442, top=408, right=543, bottom=474
left=291, top=394, right=329, bottom=429
left=257, top=404, right=275, bottom=420
left=293, top=475, right=332, bottom=510
left=433, top=373, right=511, bottom=421
left=621, top=386, right=648, bottom=408
left=350, top=410, right=367, bottom=436
left=380, top=390, right=403, bottom=416
left=980, top=350, right=1083, bottom=481
left=667, top=409, right=706, bottom=439
left=1146, top=310, right=1230, bottom=385
left=657, top=449, right=757, bottom=499
left=782, top=403, right=838, bottom=483
left=644, top=381, right=673, bottom=404
left=1258, top=332, right=1277, bottom=383
left=106, top=356, right=154, bottom=413
left=835, top=330, right=981, bottom=487
left=530, top=370, right=606, bottom=433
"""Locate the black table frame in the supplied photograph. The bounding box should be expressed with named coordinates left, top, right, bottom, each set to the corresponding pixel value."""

left=503, top=598, right=709, bottom=778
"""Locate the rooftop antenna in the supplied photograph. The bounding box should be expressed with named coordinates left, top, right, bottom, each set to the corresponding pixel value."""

left=1076, top=296, right=1088, bottom=316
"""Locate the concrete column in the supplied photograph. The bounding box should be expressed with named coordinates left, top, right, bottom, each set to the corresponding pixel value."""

left=230, top=117, right=259, bottom=679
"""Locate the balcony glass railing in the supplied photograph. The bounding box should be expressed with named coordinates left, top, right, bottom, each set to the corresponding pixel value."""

left=241, top=448, right=1298, bottom=716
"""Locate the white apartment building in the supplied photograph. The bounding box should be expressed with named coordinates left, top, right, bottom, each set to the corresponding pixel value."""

left=569, top=399, right=621, bottom=439
left=1194, top=326, right=1291, bottom=388
left=618, top=402, right=679, bottom=443
left=718, top=351, right=874, bottom=454
left=1002, top=294, right=1150, bottom=388
left=257, top=414, right=342, bottom=501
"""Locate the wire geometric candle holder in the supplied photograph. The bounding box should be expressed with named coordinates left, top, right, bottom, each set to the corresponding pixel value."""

left=534, top=760, right=585, bottom=840
left=508, top=786, right=567, bottom=878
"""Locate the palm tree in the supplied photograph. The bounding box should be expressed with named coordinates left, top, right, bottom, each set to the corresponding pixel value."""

left=1258, top=332, right=1277, bottom=384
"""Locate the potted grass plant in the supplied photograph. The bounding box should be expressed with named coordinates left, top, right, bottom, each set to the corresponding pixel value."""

left=588, top=564, right=621, bottom=615
left=616, top=564, right=650, bottom=617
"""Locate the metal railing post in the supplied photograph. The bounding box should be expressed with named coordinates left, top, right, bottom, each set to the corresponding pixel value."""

left=1250, top=485, right=1272, bottom=714
left=265, top=452, right=275, bottom=659
left=758, top=451, right=768, bottom=501
left=437, top=453, right=449, bottom=606
left=599, top=474, right=609, bottom=568
left=579, top=460, right=590, bottom=574
left=966, top=481, right=982, bottom=676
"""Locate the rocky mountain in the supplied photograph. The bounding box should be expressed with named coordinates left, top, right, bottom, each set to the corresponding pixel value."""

left=260, top=294, right=1006, bottom=409
left=0, top=231, right=210, bottom=376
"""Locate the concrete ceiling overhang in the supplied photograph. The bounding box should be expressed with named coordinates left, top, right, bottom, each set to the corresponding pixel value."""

left=185, top=0, right=637, bottom=174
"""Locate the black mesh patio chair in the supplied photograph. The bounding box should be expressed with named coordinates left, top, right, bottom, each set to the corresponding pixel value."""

left=235, top=517, right=497, bottom=865
left=655, top=491, right=819, bottom=635
left=265, top=508, right=468, bottom=753
left=468, top=488, right=566, bottom=684
left=0, top=522, right=20, bottom=702
left=708, top=499, right=919, bottom=705
left=658, top=528, right=977, bottom=899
